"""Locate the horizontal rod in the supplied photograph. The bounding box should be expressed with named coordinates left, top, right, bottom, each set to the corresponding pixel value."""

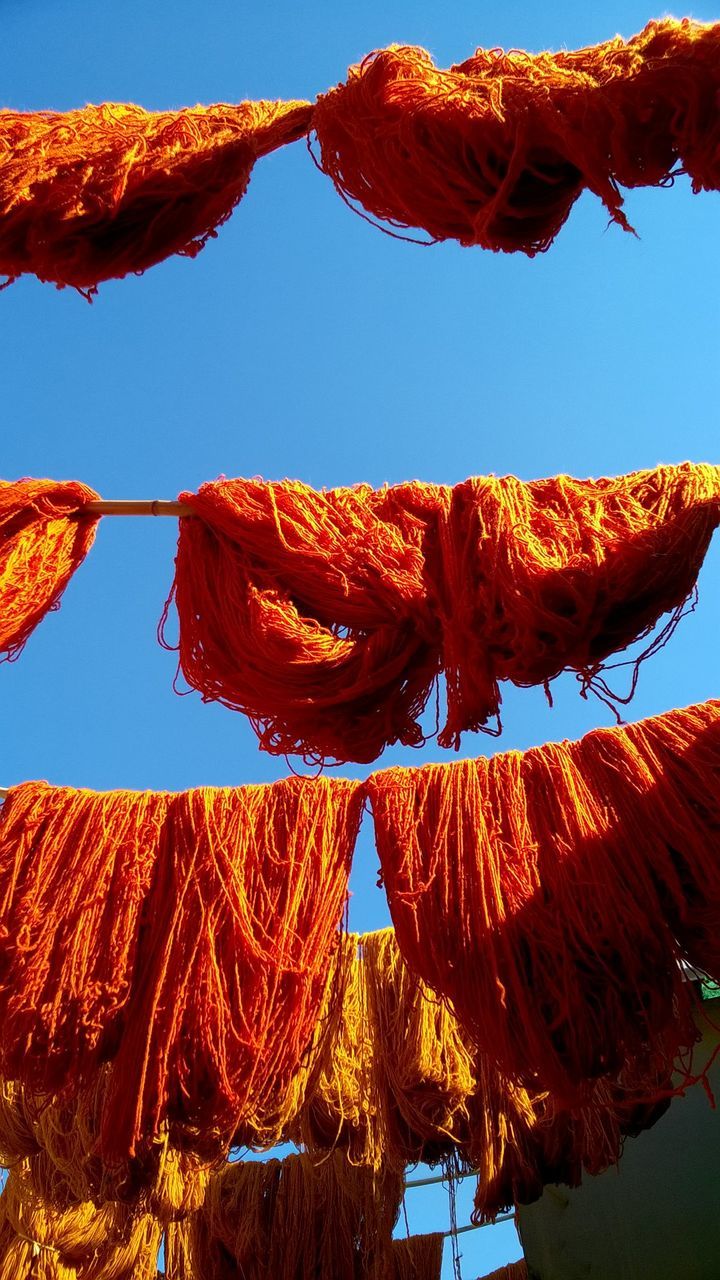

left=443, top=1213, right=515, bottom=1238
left=82, top=500, right=193, bottom=517
left=406, top=1169, right=477, bottom=1189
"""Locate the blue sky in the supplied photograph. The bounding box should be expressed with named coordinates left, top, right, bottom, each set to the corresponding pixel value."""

left=1, top=2, right=720, bottom=1274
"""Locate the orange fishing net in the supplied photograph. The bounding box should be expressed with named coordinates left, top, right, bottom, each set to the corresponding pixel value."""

left=0, top=100, right=312, bottom=294
left=165, top=1152, right=404, bottom=1280
left=166, top=463, right=720, bottom=763
left=369, top=699, right=720, bottom=1100
left=314, top=19, right=720, bottom=253
left=0, top=479, right=99, bottom=661
left=0, top=778, right=361, bottom=1161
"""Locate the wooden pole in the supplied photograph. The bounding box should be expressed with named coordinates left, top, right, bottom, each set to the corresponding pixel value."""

left=82, top=500, right=193, bottom=517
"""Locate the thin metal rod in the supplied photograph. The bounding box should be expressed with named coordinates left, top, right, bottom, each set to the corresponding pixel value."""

left=405, top=1170, right=477, bottom=1189
left=82, top=500, right=193, bottom=517
left=442, top=1213, right=515, bottom=1238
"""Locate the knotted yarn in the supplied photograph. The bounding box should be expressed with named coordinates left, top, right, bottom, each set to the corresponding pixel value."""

left=164, top=1152, right=404, bottom=1280
left=101, top=778, right=362, bottom=1161
left=313, top=19, right=720, bottom=253
left=0, top=100, right=313, bottom=294
left=369, top=700, right=720, bottom=1099
left=0, top=479, right=99, bottom=661
left=166, top=463, right=720, bottom=763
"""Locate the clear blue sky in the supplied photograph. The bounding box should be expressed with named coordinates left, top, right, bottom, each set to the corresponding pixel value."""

left=1, top=2, right=720, bottom=1274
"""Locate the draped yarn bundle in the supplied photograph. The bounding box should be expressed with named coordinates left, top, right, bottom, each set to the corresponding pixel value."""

left=370, top=700, right=720, bottom=1100
left=0, top=99, right=312, bottom=293
left=479, top=1265, right=527, bottom=1280
left=289, top=930, right=676, bottom=1222
left=165, top=1152, right=404, bottom=1280
left=101, top=778, right=362, bottom=1161
left=167, top=463, right=720, bottom=762
left=289, top=929, right=476, bottom=1170
left=0, top=1155, right=162, bottom=1280
left=314, top=19, right=720, bottom=253
left=0, top=782, right=171, bottom=1093
left=0, top=779, right=362, bottom=1163
left=0, top=479, right=99, bottom=661
left=390, top=1233, right=444, bottom=1280
left=165, top=477, right=438, bottom=765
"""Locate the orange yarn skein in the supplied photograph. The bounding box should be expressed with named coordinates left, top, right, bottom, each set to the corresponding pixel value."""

left=369, top=700, right=720, bottom=1100
left=0, top=99, right=312, bottom=293
left=0, top=779, right=362, bottom=1161
left=0, top=479, right=99, bottom=660
left=314, top=19, right=720, bottom=253
left=100, top=778, right=362, bottom=1160
left=167, top=463, right=720, bottom=764
left=165, top=1152, right=404, bottom=1280
left=0, top=782, right=171, bottom=1092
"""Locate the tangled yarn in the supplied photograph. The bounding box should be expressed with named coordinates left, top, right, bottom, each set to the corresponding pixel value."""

left=0, top=100, right=312, bottom=293
left=167, top=463, right=720, bottom=763
left=314, top=19, right=720, bottom=253
left=369, top=699, right=720, bottom=1099
left=0, top=479, right=99, bottom=661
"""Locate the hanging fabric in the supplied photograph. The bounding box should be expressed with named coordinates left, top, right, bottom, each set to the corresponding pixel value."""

left=288, top=930, right=676, bottom=1222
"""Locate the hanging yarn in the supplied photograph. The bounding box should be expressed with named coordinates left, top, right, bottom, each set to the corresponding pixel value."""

left=0, top=1153, right=162, bottom=1280
left=101, top=777, right=362, bottom=1161
left=166, top=462, right=720, bottom=763
left=24, top=1068, right=211, bottom=1216
left=164, top=476, right=439, bottom=765
left=0, top=778, right=361, bottom=1162
left=0, top=1081, right=39, bottom=1165
left=313, top=19, right=720, bottom=253
left=0, top=99, right=312, bottom=293
left=369, top=700, right=720, bottom=1100
left=0, top=782, right=171, bottom=1093
left=391, top=1233, right=444, bottom=1280
left=288, top=930, right=676, bottom=1222
left=165, top=1151, right=403, bottom=1280
left=0, top=478, right=99, bottom=661
left=478, top=1265, right=527, bottom=1280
